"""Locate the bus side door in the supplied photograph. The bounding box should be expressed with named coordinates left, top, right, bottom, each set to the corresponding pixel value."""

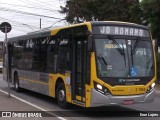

left=72, top=36, right=87, bottom=103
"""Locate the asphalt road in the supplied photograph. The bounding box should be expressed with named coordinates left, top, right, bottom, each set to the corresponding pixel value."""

left=0, top=73, right=159, bottom=120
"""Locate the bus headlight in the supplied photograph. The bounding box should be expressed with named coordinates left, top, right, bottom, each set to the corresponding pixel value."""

left=147, top=82, right=155, bottom=93
left=151, top=82, right=155, bottom=88
left=94, top=82, right=111, bottom=95
left=97, top=84, right=102, bottom=90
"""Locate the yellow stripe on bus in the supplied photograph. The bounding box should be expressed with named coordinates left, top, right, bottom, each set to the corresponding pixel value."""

left=19, top=77, right=49, bottom=85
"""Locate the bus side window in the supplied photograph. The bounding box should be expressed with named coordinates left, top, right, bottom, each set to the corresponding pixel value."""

left=32, top=39, right=40, bottom=70
left=47, top=37, right=57, bottom=73
left=13, top=41, right=23, bottom=69
left=58, top=37, right=71, bottom=73
left=31, top=37, right=47, bottom=71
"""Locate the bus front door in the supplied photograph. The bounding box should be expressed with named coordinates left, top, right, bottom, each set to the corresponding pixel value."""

left=72, top=38, right=87, bottom=104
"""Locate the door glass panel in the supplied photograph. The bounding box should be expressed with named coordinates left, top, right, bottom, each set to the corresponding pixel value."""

left=75, top=39, right=87, bottom=97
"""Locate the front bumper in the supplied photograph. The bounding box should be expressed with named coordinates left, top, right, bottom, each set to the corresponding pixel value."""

left=90, top=88, right=155, bottom=107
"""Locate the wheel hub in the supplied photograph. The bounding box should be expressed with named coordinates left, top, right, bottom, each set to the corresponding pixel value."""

left=58, top=90, right=65, bottom=102
left=15, top=82, right=18, bottom=89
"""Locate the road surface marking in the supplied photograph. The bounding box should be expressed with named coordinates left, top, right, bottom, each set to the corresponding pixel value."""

left=0, top=89, right=67, bottom=120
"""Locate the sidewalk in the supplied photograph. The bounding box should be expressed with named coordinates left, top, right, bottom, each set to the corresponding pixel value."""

left=0, top=74, right=62, bottom=120
left=0, top=91, right=41, bottom=111
left=0, top=90, right=58, bottom=119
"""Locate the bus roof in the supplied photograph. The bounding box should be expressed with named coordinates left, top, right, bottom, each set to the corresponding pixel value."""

left=8, top=21, right=149, bottom=42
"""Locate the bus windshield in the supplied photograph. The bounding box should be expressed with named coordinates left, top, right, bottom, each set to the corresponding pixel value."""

left=95, top=37, right=154, bottom=78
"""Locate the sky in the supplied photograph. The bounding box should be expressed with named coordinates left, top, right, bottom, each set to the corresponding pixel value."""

left=0, top=0, right=66, bottom=41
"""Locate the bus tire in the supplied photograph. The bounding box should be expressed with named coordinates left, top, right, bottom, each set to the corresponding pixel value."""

left=14, top=73, right=21, bottom=92
left=56, top=82, right=68, bottom=109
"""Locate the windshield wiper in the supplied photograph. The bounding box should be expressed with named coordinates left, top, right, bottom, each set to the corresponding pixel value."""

left=131, top=37, right=140, bottom=55
left=108, top=35, right=126, bottom=66
left=97, top=54, right=108, bottom=66
left=108, top=35, right=125, bottom=55
left=131, top=37, right=140, bottom=66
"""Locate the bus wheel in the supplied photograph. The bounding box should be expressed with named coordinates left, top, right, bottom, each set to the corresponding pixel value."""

left=14, top=74, right=21, bottom=92
left=56, top=82, right=68, bottom=109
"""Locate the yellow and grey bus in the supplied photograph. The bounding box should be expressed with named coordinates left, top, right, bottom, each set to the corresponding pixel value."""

left=3, top=21, right=156, bottom=108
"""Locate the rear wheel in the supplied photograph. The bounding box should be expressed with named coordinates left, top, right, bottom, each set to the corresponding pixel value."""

left=56, top=82, right=69, bottom=109
left=14, top=74, right=21, bottom=92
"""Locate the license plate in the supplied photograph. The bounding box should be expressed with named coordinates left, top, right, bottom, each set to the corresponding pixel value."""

left=123, top=99, right=134, bottom=105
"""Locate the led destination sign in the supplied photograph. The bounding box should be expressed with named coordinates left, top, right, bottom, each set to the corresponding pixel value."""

left=94, top=26, right=150, bottom=37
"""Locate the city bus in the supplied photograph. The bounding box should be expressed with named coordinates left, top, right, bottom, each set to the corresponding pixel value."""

left=3, top=21, right=156, bottom=108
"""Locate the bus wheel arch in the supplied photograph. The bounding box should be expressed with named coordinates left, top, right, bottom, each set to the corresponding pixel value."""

left=55, top=78, right=68, bottom=108
left=14, top=71, right=21, bottom=92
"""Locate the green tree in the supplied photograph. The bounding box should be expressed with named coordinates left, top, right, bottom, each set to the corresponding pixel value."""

left=141, top=0, right=160, bottom=39
left=60, top=0, right=143, bottom=24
